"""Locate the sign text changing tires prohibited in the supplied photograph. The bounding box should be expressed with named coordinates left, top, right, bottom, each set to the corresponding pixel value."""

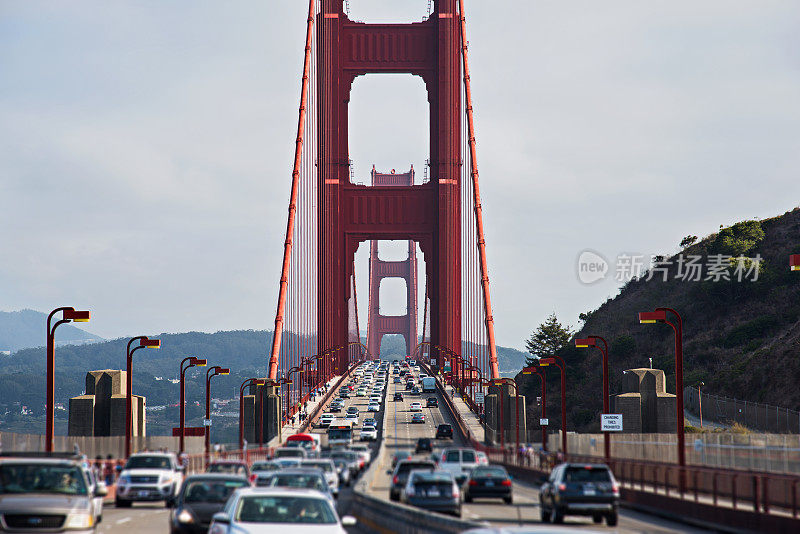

left=539, top=418, right=549, bottom=426
left=601, top=414, right=623, bottom=432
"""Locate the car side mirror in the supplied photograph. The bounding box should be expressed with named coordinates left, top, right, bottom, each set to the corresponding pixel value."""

left=95, top=482, right=108, bottom=497
left=341, top=516, right=357, bottom=527
left=212, top=512, right=231, bottom=525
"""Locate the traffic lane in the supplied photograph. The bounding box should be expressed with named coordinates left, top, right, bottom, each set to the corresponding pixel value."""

left=462, top=479, right=713, bottom=533
left=97, top=503, right=170, bottom=534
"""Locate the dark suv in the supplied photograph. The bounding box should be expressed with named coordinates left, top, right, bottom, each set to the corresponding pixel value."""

left=435, top=424, right=453, bottom=440
left=426, top=397, right=438, bottom=408
left=389, top=459, right=435, bottom=501
left=394, top=392, right=404, bottom=402
left=415, top=438, right=433, bottom=453
left=539, top=463, right=619, bottom=526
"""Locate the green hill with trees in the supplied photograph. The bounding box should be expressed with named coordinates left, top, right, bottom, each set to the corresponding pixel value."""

left=517, top=207, right=800, bottom=434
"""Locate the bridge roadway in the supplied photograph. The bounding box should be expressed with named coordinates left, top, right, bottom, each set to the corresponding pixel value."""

left=96, top=362, right=713, bottom=533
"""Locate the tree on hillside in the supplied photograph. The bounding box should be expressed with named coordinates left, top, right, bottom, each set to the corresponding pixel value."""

left=680, top=235, right=698, bottom=249
left=524, top=313, right=573, bottom=366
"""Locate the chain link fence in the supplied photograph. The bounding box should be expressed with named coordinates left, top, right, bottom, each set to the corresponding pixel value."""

left=684, top=386, right=800, bottom=434
left=555, top=432, right=800, bottom=474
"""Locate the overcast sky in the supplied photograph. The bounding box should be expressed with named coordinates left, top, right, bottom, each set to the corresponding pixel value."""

left=2, top=1, right=799, bottom=351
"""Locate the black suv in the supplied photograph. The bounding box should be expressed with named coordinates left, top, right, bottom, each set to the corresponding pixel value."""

left=435, top=424, right=453, bottom=440
left=415, top=438, right=433, bottom=453
left=394, top=392, right=404, bottom=401
left=539, top=463, right=619, bottom=526
left=426, top=397, right=438, bottom=407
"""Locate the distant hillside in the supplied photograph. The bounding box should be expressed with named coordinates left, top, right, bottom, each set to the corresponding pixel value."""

left=516, top=207, right=800, bottom=433
left=0, top=309, right=103, bottom=352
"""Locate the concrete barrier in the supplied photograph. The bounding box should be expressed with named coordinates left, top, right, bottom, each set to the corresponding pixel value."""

left=351, top=490, right=486, bottom=534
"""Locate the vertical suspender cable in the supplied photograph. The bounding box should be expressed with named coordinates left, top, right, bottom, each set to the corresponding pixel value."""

left=268, top=0, right=316, bottom=380
left=458, top=0, right=500, bottom=380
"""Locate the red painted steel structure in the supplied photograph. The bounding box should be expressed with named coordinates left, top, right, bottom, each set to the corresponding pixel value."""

left=268, top=0, right=501, bottom=418
left=366, top=167, right=419, bottom=359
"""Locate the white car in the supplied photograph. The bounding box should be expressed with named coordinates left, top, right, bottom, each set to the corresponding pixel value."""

left=367, top=402, right=380, bottom=412
left=115, top=452, right=183, bottom=506
left=369, top=395, right=382, bottom=404
left=345, top=412, right=359, bottom=422
left=301, top=459, right=340, bottom=496
left=438, top=448, right=480, bottom=479
left=209, top=487, right=356, bottom=534
left=409, top=402, right=423, bottom=412
left=319, top=413, right=335, bottom=428
left=349, top=444, right=372, bottom=464
left=360, top=427, right=377, bottom=441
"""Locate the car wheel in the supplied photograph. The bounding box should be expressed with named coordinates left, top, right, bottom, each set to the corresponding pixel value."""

left=592, top=514, right=602, bottom=523
left=465, top=495, right=472, bottom=503
left=553, top=507, right=564, bottom=524
left=504, top=495, right=513, bottom=505
left=539, top=504, right=551, bottom=523
left=607, top=511, right=618, bottom=527
left=390, top=492, right=399, bottom=502
left=115, top=499, right=131, bottom=508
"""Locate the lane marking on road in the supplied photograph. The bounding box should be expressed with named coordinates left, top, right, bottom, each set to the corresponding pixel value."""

left=115, top=517, right=132, bottom=525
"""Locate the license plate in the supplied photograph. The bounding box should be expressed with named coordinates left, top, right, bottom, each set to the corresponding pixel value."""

left=428, top=489, right=440, bottom=497
left=485, top=481, right=494, bottom=487
left=138, top=490, right=150, bottom=497
left=584, top=488, right=596, bottom=496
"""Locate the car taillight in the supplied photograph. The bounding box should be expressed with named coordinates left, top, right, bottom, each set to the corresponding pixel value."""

left=406, top=487, right=415, bottom=497
left=558, top=483, right=566, bottom=491
left=249, top=474, right=257, bottom=484
left=452, top=485, right=460, bottom=498
left=612, top=483, right=619, bottom=495
left=468, top=480, right=478, bottom=486
left=501, top=479, right=512, bottom=487
left=393, top=476, right=399, bottom=485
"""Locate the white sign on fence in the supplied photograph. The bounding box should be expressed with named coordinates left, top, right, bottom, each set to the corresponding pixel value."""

left=539, top=418, right=549, bottom=426
left=601, top=414, right=623, bottom=432
left=203, top=419, right=212, bottom=427
left=475, top=392, right=485, bottom=404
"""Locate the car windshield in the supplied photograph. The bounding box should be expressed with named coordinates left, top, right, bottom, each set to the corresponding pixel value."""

left=125, top=455, right=171, bottom=470
left=0, top=464, right=88, bottom=495
left=208, top=464, right=246, bottom=475
left=183, top=479, right=247, bottom=503
left=564, top=467, right=612, bottom=483
left=251, top=463, right=279, bottom=472
left=267, top=474, right=327, bottom=492
left=302, top=462, right=333, bottom=473
left=275, top=449, right=304, bottom=458
left=472, top=467, right=507, bottom=478
left=235, top=495, right=337, bottom=524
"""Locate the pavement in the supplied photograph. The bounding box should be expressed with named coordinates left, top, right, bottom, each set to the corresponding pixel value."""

left=94, top=361, right=717, bottom=533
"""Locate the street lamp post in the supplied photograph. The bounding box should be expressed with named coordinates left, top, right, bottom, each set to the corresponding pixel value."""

left=697, top=381, right=705, bottom=430
left=126, top=336, right=160, bottom=458
left=46, top=307, right=90, bottom=452
left=575, top=336, right=610, bottom=463
left=239, top=378, right=265, bottom=450
left=539, top=357, right=568, bottom=455
left=286, top=366, right=302, bottom=420
left=179, top=357, right=207, bottom=454
left=639, top=307, right=685, bottom=492
left=522, top=365, right=547, bottom=452
left=205, top=366, right=230, bottom=463
left=492, top=377, right=520, bottom=456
